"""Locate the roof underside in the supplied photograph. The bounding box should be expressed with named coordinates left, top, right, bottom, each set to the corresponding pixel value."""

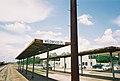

left=40, top=46, right=120, bottom=60
left=16, top=39, right=70, bottom=59
left=79, top=46, right=120, bottom=56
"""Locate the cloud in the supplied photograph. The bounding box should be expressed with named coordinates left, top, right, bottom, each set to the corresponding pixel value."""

left=0, top=23, right=69, bottom=61
left=3, top=22, right=32, bottom=33
left=77, top=14, right=93, bottom=26
left=95, top=28, right=118, bottom=44
left=0, top=31, right=32, bottom=45
left=0, top=0, right=52, bottom=23
left=113, top=30, right=120, bottom=43
left=113, top=16, right=120, bottom=27
left=33, top=30, right=68, bottom=41
left=0, top=31, right=33, bottom=62
left=55, top=27, right=62, bottom=30
left=0, top=23, right=33, bottom=62
left=78, top=37, right=91, bottom=51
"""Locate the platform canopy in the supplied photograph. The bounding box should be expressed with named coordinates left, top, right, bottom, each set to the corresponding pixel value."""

left=16, top=39, right=70, bottom=60
left=40, top=46, right=120, bottom=60
left=79, top=46, right=120, bottom=56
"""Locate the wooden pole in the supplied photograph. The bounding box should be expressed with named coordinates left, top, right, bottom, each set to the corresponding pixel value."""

left=70, top=0, right=79, bottom=81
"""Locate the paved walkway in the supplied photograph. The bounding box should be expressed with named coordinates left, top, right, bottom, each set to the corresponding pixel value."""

left=6, top=64, right=29, bottom=81
left=0, top=64, right=28, bottom=81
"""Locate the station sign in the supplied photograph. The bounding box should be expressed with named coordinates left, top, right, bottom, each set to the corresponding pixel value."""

left=43, top=39, right=65, bottom=45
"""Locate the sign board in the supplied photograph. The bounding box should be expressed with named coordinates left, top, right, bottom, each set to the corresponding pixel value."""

left=43, top=39, right=65, bottom=45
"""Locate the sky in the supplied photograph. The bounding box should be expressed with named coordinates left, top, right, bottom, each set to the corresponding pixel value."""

left=0, top=0, right=120, bottom=62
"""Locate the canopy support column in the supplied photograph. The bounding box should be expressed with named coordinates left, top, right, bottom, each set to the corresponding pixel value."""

left=26, top=58, right=28, bottom=74
left=70, top=0, right=79, bottom=81
left=32, top=56, right=35, bottom=78
left=18, top=60, right=20, bottom=70
left=80, top=56, right=83, bottom=75
left=22, top=59, right=24, bottom=72
left=54, top=58, right=55, bottom=71
left=20, top=60, right=22, bottom=71
left=46, top=48, right=50, bottom=78
left=118, top=53, right=120, bottom=62
left=110, top=52, right=115, bottom=79
left=64, top=57, right=66, bottom=72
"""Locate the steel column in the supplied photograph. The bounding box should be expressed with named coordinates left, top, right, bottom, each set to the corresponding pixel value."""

left=26, top=58, right=28, bottom=74
left=80, top=56, right=83, bottom=75
left=19, top=60, right=20, bottom=71
left=54, top=58, right=55, bottom=71
left=20, top=60, right=22, bottom=71
left=23, top=59, right=24, bottom=70
left=22, top=59, right=24, bottom=72
left=46, top=48, right=50, bottom=77
left=70, top=0, right=79, bottom=81
left=64, top=57, right=66, bottom=72
left=110, top=52, right=115, bottom=79
left=118, top=53, right=120, bottom=61
left=32, top=56, right=35, bottom=78
left=18, top=60, right=20, bottom=70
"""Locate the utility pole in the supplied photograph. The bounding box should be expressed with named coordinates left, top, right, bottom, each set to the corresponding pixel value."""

left=70, top=0, right=79, bottom=81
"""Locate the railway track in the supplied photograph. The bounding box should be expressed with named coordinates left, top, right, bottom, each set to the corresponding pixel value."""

left=0, top=65, right=8, bottom=81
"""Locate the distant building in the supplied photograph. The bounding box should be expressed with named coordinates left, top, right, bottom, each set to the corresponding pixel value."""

left=49, top=55, right=96, bottom=70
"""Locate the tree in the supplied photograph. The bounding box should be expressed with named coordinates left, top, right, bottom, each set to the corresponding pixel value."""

left=49, top=52, right=57, bottom=57
left=49, top=52, right=60, bottom=61
left=61, top=52, right=67, bottom=55
left=96, top=55, right=110, bottom=63
left=35, top=56, right=41, bottom=64
left=24, top=56, right=42, bottom=64
left=96, top=54, right=119, bottom=63
left=89, top=54, right=97, bottom=59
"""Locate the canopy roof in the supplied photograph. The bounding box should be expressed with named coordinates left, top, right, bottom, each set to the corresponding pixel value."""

left=40, top=46, right=120, bottom=60
left=79, top=46, right=120, bottom=56
left=16, top=39, right=70, bottom=59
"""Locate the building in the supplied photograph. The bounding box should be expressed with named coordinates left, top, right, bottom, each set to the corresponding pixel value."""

left=49, top=55, right=96, bottom=70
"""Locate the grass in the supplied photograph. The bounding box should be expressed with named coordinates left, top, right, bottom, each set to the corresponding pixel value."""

left=27, top=68, right=46, bottom=74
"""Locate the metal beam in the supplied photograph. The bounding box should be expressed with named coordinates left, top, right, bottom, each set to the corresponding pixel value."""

left=70, top=0, right=79, bottom=81
left=110, top=52, right=115, bottom=79
left=32, top=56, right=35, bottom=78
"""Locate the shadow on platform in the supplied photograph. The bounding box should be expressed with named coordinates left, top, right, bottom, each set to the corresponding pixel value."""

left=52, top=70, right=120, bottom=81
left=51, top=70, right=120, bottom=81
left=17, top=69, right=120, bottom=81
left=17, top=69, right=58, bottom=81
left=81, top=73, right=120, bottom=81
